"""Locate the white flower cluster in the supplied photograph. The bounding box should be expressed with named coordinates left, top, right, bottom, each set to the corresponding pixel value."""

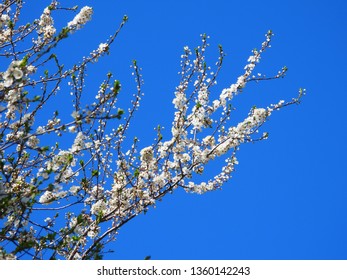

left=68, top=6, right=93, bottom=31
left=0, top=248, right=16, bottom=260
left=0, top=12, right=10, bottom=29
left=38, top=191, right=55, bottom=204
left=37, top=149, right=79, bottom=184
left=38, top=7, right=56, bottom=40
left=90, top=199, right=107, bottom=215
left=0, top=5, right=11, bottom=44
left=0, top=62, right=36, bottom=121
left=70, top=132, right=92, bottom=153
left=68, top=214, right=99, bottom=239
left=98, top=43, right=109, bottom=53
left=1, top=61, right=23, bottom=88
left=27, top=135, right=40, bottom=148
left=110, top=180, right=155, bottom=219
left=140, top=146, right=154, bottom=163
left=39, top=189, right=67, bottom=204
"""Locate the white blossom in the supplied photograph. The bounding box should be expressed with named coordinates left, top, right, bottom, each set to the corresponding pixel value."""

left=140, top=146, right=154, bottom=163
left=38, top=7, right=56, bottom=40
left=90, top=200, right=107, bottom=215
left=98, top=43, right=108, bottom=53
left=39, top=191, right=55, bottom=204
left=69, top=185, right=81, bottom=195
left=68, top=6, right=93, bottom=31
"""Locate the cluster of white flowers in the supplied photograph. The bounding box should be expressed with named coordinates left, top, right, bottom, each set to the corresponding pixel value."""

left=69, top=185, right=81, bottom=195
left=140, top=146, right=154, bottom=163
left=68, top=6, right=93, bottom=31
left=0, top=248, right=16, bottom=260
left=26, top=135, right=40, bottom=148
left=38, top=7, right=56, bottom=40
left=1, top=61, right=36, bottom=123
left=110, top=183, right=155, bottom=217
left=0, top=5, right=11, bottom=43
left=90, top=185, right=105, bottom=201
left=90, top=199, right=107, bottom=215
left=216, top=36, right=271, bottom=112
left=38, top=178, right=68, bottom=204
left=98, top=43, right=109, bottom=53
left=36, top=149, right=80, bottom=184
left=0, top=63, right=33, bottom=123
left=0, top=11, right=10, bottom=29
left=38, top=187, right=67, bottom=204
left=38, top=191, right=56, bottom=204
left=67, top=214, right=100, bottom=244
left=70, top=131, right=92, bottom=153
left=1, top=61, right=23, bottom=88
left=109, top=182, right=132, bottom=216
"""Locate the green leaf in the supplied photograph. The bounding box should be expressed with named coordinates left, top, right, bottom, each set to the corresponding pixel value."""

left=8, top=20, right=14, bottom=29
left=76, top=214, right=84, bottom=224
left=72, top=236, right=80, bottom=241
left=67, top=154, right=74, bottom=164
left=56, top=27, right=69, bottom=41
left=116, top=108, right=124, bottom=119
left=47, top=232, right=57, bottom=241
left=39, top=146, right=49, bottom=152
left=20, top=55, right=29, bottom=67
left=113, top=80, right=121, bottom=94
left=96, top=212, right=103, bottom=223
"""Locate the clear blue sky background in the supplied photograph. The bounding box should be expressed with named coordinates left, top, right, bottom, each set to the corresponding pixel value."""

left=24, top=0, right=347, bottom=259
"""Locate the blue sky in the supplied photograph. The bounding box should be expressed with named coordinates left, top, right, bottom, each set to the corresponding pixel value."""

left=24, top=0, right=347, bottom=259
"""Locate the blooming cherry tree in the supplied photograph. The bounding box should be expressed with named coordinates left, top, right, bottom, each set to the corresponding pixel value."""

left=0, top=1, right=304, bottom=260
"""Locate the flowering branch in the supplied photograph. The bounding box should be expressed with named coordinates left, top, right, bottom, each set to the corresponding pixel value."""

left=0, top=1, right=304, bottom=260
